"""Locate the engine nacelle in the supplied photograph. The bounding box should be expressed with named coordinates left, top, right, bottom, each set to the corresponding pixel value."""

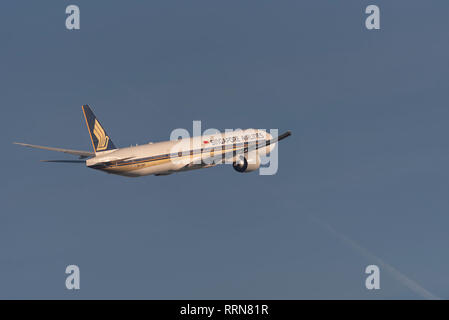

left=232, top=153, right=260, bottom=173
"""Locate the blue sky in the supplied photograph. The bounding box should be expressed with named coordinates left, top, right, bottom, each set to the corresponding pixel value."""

left=1, top=1, right=448, bottom=299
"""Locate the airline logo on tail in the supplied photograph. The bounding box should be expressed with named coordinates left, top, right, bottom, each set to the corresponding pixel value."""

left=81, top=104, right=117, bottom=153
left=93, top=119, right=109, bottom=151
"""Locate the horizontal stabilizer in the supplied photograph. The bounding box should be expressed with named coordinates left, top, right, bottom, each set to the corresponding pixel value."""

left=13, top=142, right=94, bottom=159
left=40, top=160, right=86, bottom=163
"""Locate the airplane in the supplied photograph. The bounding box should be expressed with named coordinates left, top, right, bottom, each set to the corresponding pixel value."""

left=14, top=105, right=291, bottom=177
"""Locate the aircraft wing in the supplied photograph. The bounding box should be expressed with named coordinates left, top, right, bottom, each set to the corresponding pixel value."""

left=208, top=130, right=291, bottom=163
left=13, top=142, right=95, bottom=159
left=181, top=130, right=292, bottom=167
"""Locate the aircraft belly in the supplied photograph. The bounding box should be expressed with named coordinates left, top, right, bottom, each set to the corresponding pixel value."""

left=96, top=158, right=178, bottom=177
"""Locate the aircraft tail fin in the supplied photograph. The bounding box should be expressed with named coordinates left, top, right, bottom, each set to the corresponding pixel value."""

left=82, top=105, right=117, bottom=153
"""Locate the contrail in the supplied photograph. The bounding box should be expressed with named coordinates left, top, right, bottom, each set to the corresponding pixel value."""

left=309, top=215, right=440, bottom=300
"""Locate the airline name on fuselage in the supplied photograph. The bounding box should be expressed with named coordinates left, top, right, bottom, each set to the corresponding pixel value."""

left=208, top=132, right=265, bottom=146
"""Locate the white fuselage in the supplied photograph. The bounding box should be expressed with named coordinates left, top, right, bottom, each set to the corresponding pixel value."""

left=86, top=129, right=274, bottom=177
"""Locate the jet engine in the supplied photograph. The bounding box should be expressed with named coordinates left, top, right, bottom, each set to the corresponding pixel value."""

left=232, top=152, right=260, bottom=173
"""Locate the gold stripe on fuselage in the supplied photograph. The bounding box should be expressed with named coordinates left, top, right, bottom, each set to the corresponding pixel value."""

left=102, top=157, right=172, bottom=173
left=98, top=144, right=252, bottom=174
